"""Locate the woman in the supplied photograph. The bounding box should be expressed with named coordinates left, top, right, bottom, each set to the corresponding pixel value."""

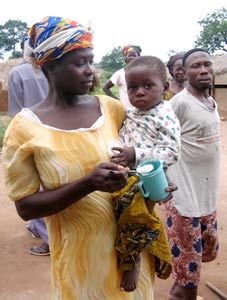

left=165, top=53, right=185, bottom=100
left=3, top=16, right=157, bottom=299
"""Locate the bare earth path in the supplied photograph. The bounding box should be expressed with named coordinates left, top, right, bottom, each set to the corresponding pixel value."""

left=0, top=121, right=226, bottom=300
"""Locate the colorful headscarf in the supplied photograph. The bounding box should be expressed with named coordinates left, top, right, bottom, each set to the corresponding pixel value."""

left=24, top=16, right=93, bottom=66
left=123, top=44, right=142, bottom=57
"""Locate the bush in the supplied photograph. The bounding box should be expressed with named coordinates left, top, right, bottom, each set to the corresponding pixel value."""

left=0, top=115, right=11, bottom=149
left=90, top=70, right=119, bottom=98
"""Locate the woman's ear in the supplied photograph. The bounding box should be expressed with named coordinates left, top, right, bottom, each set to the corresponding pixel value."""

left=46, top=60, right=57, bottom=71
left=42, top=61, right=57, bottom=78
left=163, top=81, right=169, bottom=95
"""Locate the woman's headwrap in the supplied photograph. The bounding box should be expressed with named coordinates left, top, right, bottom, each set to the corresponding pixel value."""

left=123, top=44, right=142, bottom=57
left=167, top=54, right=184, bottom=77
left=24, top=16, right=93, bottom=67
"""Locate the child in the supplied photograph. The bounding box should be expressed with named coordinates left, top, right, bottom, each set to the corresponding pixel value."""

left=109, top=56, right=181, bottom=292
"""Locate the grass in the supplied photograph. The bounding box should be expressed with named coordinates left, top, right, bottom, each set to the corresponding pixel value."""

left=90, top=70, right=119, bottom=98
left=0, top=115, right=11, bottom=149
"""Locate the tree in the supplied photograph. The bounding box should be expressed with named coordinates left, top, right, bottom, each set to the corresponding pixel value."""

left=194, top=7, right=227, bottom=54
left=0, top=19, right=29, bottom=60
left=99, top=46, right=125, bottom=72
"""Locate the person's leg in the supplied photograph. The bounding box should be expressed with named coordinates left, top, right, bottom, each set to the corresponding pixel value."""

left=168, top=281, right=198, bottom=300
left=120, top=254, right=141, bottom=292
left=165, top=200, right=202, bottom=300
left=25, top=222, right=40, bottom=238
left=201, top=211, right=219, bottom=262
left=30, top=218, right=49, bottom=244
left=28, top=218, right=50, bottom=256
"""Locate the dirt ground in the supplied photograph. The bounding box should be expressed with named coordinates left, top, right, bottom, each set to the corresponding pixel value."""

left=0, top=121, right=226, bottom=300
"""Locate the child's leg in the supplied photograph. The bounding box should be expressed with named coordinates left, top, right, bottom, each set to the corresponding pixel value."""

left=112, top=176, right=159, bottom=291
left=120, top=254, right=141, bottom=292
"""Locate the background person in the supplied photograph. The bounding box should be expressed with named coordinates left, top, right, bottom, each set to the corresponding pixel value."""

left=8, top=34, right=49, bottom=256
left=165, top=48, right=221, bottom=300
left=103, top=44, right=142, bottom=107
left=8, top=35, right=48, bottom=117
left=3, top=16, right=157, bottom=300
left=164, top=53, right=185, bottom=100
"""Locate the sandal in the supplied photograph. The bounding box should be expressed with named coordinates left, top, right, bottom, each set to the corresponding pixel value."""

left=29, top=242, right=50, bottom=256
left=25, top=223, right=40, bottom=239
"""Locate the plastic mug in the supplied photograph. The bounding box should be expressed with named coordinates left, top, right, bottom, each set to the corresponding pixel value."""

left=137, top=159, right=170, bottom=201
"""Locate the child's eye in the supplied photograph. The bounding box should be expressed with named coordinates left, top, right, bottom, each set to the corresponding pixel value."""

left=128, top=86, right=136, bottom=92
left=144, top=83, right=151, bottom=89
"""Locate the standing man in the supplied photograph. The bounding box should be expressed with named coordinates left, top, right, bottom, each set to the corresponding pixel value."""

left=166, top=48, right=221, bottom=300
left=8, top=36, right=49, bottom=117
left=103, top=44, right=142, bottom=108
left=8, top=35, right=50, bottom=256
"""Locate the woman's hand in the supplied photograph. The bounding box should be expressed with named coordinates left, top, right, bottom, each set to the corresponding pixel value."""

left=88, top=162, right=129, bottom=193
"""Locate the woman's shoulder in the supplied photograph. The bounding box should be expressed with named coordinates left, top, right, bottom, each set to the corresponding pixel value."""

left=97, top=95, right=126, bottom=124
left=97, top=95, right=125, bottom=110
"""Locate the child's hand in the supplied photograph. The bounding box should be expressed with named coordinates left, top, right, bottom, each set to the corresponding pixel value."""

left=110, top=146, right=135, bottom=168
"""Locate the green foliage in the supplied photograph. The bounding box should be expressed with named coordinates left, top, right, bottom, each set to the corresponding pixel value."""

left=0, top=115, right=11, bottom=149
left=9, top=50, right=23, bottom=59
left=89, top=70, right=119, bottom=98
left=0, top=19, right=29, bottom=59
left=194, top=7, right=227, bottom=53
left=99, top=46, right=126, bottom=73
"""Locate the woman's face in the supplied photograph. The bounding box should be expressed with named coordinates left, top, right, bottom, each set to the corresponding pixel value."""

left=125, top=50, right=139, bottom=64
left=172, top=58, right=185, bottom=83
left=51, top=48, right=95, bottom=95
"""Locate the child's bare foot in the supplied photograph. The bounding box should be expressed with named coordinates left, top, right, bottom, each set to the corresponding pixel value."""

left=120, top=255, right=141, bottom=292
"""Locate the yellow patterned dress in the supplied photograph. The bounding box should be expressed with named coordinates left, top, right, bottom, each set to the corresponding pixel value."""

left=3, top=95, right=155, bottom=300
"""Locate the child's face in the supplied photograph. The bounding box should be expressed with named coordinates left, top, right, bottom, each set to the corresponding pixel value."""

left=126, top=65, right=166, bottom=111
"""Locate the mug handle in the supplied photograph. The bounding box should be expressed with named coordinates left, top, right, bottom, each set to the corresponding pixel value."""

left=138, top=181, right=150, bottom=198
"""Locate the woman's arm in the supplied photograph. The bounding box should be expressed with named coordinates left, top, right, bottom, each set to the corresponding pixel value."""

left=15, top=162, right=128, bottom=221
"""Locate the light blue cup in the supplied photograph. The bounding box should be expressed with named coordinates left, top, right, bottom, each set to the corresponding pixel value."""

left=137, top=159, right=170, bottom=201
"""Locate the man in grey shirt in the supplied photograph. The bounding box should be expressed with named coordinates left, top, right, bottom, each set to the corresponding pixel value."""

left=166, top=48, right=221, bottom=300
left=8, top=61, right=48, bottom=117
left=8, top=33, right=49, bottom=117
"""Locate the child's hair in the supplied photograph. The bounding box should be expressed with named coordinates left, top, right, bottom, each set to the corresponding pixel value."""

left=126, top=55, right=167, bottom=84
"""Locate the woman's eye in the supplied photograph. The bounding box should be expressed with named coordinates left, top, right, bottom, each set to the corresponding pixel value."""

left=75, top=61, right=84, bottom=66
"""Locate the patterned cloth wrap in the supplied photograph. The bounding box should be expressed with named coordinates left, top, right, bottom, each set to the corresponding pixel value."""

left=112, top=175, right=172, bottom=279
left=23, top=16, right=93, bottom=66
left=122, top=44, right=142, bottom=57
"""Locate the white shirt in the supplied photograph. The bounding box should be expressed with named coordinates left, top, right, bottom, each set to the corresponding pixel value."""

left=110, top=68, right=132, bottom=108
left=168, top=89, right=221, bottom=217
